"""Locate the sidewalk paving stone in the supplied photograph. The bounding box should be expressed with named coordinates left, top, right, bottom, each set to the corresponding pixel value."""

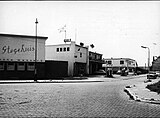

left=124, top=77, right=160, bottom=104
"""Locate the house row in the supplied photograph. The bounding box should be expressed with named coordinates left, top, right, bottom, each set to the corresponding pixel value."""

left=0, top=33, right=138, bottom=80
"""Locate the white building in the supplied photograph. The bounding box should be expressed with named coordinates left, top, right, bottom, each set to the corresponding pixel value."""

left=103, top=58, right=138, bottom=73
left=46, top=41, right=89, bottom=76
left=0, top=33, right=48, bottom=79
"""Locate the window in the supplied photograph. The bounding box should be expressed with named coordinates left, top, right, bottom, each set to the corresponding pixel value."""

left=60, top=48, right=62, bottom=52
left=67, top=47, right=70, bottom=51
left=17, top=63, right=25, bottom=71
left=0, top=62, right=4, bottom=71
left=120, top=60, right=124, bottom=64
left=107, top=61, right=112, bottom=64
left=27, top=63, right=35, bottom=71
left=56, top=48, right=59, bottom=52
left=80, top=53, right=82, bottom=57
left=7, top=62, right=15, bottom=71
left=63, top=47, right=66, bottom=51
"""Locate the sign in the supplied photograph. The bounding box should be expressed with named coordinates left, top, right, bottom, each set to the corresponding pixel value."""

left=64, top=39, right=71, bottom=43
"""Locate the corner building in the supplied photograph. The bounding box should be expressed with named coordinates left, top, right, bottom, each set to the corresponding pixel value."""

left=46, top=41, right=89, bottom=76
left=0, top=33, right=48, bottom=80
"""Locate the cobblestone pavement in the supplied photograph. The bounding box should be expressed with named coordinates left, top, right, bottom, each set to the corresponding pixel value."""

left=0, top=76, right=160, bottom=117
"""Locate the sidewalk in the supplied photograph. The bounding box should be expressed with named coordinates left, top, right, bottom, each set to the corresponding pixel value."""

left=124, top=77, right=160, bottom=104
left=0, top=76, right=105, bottom=84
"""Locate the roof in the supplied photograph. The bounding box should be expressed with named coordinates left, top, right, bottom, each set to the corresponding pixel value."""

left=0, top=33, right=48, bottom=40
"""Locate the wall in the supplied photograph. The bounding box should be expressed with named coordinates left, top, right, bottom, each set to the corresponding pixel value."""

left=0, top=35, right=46, bottom=62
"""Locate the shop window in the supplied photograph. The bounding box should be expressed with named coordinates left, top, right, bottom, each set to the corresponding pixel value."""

left=120, top=60, right=124, bottom=64
left=67, top=47, right=70, bottom=51
left=27, top=63, right=35, bottom=71
left=0, top=62, right=4, bottom=71
left=7, top=62, right=15, bottom=71
left=63, top=47, right=66, bottom=51
left=17, top=63, right=25, bottom=71
left=56, top=48, right=59, bottom=52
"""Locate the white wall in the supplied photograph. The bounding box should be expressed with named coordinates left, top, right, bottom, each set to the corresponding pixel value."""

left=0, top=35, right=46, bottom=62
left=104, top=58, right=137, bottom=68
left=45, top=41, right=89, bottom=76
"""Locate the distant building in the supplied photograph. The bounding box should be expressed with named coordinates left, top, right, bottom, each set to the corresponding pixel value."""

left=45, top=41, right=89, bottom=76
left=0, top=33, right=48, bottom=79
left=89, top=51, right=104, bottom=74
left=151, top=56, right=160, bottom=71
left=103, top=58, right=138, bottom=73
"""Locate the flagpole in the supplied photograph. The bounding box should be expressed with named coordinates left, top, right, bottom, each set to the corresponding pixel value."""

left=75, top=28, right=77, bottom=43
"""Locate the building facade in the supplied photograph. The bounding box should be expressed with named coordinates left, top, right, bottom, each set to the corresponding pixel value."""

left=151, top=56, right=160, bottom=71
left=103, top=58, right=138, bottom=73
left=89, top=51, right=104, bottom=74
left=45, top=41, right=89, bottom=76
left=0, top=33, right=48, bottom=79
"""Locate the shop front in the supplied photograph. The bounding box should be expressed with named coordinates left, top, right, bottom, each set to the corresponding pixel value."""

left=0, top=33, right=48, bottom=80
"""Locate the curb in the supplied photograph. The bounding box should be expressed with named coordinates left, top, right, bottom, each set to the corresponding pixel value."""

left=124, top=86, right=160, bottom=105
left=0, top=80, right=104, bottom=84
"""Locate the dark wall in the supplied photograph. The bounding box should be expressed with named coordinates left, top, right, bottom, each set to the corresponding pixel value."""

left=0, top=61, right=45, bottom=80
left=45, top=60, right=68, bottom=79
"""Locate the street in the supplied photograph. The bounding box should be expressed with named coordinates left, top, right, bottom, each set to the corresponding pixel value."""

left=0, top=75, right=160, bottom=117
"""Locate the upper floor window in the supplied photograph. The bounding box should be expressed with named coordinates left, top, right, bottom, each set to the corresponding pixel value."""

left=120, top=60, right=124, bottom=64
left=80, top=52, right=82, bottom=58
left=56, top=48, right=59, bottom=52
left=63, top=47, right=66, bottom=51
left=60, top=48, right=62, bottom=52
left=107, top=61, right=112, bottom=64
left=67, top=47, right=70, bottom=51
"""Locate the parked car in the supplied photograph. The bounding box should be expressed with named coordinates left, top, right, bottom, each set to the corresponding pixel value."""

left=147, top=71, right=158, bottom=79
left=94, top=69, right=106, bottom=75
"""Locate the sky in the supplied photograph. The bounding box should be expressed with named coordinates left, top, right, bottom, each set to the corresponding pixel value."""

left=0, top=1, right=160, bottom=66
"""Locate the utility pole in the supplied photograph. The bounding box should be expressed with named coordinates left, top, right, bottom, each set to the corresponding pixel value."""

left=34, top=18, right=38, bottom=82
left=141, top=46, right=150, bottom=73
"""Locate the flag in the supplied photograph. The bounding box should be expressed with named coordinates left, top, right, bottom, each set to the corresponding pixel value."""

left=58, top=25, right=66, bottom=33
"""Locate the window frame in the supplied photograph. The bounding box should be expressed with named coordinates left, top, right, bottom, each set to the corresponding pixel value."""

left=67, top=47, right=70, bottom=51
left=0, top=62, right=5, bottom=71
left=56, top=48, right=59, bottom=52
left=7, top=62, right=15, bottom=71
left=27, top=63, right=35, bottom=71
left=120, top=60, right=124, bottom=65
left=17, top=62, right=25, bottom=71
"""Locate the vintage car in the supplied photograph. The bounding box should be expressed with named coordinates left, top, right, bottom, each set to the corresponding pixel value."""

left=147, top=71, right=158, bottom=79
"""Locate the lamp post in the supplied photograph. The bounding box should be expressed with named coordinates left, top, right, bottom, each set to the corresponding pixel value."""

left=34, top=18, right=38, bottom=82
left=141, top=46, right=150, bottom=72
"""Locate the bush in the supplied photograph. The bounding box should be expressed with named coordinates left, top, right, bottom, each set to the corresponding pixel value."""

left=146, top=81, right=160, bottom=94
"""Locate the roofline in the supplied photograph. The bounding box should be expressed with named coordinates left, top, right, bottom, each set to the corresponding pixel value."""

left=89, top=51, right=103, bottom=55
left=103, top=58, right=136, bottom=61
left=46, top=44, right=71, bottom=47
left=0, top=33, right=48, bottom=40
left=46, top=43, right=88, bottom=49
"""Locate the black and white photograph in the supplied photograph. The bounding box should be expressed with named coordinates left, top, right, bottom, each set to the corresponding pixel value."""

left=0, top=1, right=160, bottom=117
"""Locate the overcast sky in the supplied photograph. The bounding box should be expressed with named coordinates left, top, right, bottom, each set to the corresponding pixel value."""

left=0, top=1, right=160, bottom=66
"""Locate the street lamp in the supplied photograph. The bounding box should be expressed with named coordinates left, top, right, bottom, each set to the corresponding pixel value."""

left=34, top=18, right=38, bottom=82
left=141, top=46, right=150, bottom=72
